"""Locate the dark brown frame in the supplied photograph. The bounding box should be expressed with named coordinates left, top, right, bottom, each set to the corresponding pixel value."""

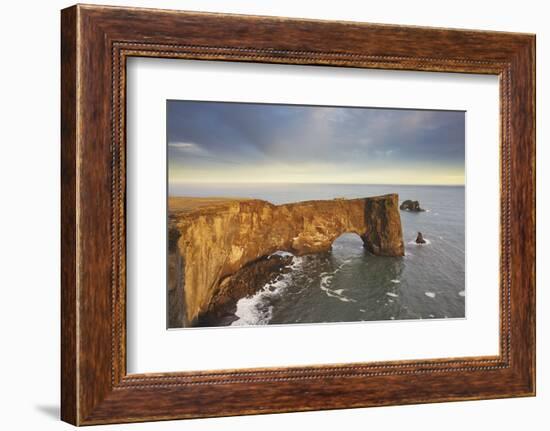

left=61, top=4, right=536, bottom=426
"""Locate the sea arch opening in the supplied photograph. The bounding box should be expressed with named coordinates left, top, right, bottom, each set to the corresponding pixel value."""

left=330, top=231, right=367, bottom=250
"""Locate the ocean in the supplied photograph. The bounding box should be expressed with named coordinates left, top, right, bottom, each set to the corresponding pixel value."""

left=171, top=183, right=465, bottom=326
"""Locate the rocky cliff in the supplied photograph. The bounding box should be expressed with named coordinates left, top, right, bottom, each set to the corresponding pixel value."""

left=169, top=194, right=404, bottom=327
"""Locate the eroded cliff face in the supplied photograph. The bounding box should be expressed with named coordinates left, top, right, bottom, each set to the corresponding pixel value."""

left=170, top=194, right=404, bottom=326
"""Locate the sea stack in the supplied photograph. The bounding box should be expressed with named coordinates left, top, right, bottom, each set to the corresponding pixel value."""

left=415, top=232, right=426, bottom=244
left=400, top=200, right=425, bottom=212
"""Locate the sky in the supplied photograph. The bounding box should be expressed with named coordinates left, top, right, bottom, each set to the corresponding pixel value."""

left=167, top=100, right=465, bottom=186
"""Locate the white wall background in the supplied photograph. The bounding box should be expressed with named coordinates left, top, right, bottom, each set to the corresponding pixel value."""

left=0, top=0, right=546, bottom=429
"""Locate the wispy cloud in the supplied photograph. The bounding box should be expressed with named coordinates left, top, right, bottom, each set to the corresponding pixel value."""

left=168, top=141, right=206, bottom=153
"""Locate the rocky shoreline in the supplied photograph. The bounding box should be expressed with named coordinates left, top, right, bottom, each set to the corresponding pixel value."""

left=168, top=195, right=404, bottom=328
left=196, top=254, right=293, bottom=326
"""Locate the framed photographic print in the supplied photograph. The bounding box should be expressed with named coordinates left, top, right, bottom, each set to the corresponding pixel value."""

left=61, top=4, right=535, bottom=425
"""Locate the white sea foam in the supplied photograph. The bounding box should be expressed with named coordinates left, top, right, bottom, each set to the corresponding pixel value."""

left=289, top=256, right=303, bottom=270
left=425, top=292, right=436, bottom=298
left=408, top=238, right=432, bottom=245
left=270, top=250, right=294, bottom=258
left=231, top=257, right=303, bottom=326
left=319, top=270, right=357, bottom=303
left=231, top=297, right=274, bottom=326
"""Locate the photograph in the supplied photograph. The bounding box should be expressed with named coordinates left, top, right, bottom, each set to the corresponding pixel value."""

left=167, top=101, right=466, bottom=328
left=48, top=2, right=537, bottom=426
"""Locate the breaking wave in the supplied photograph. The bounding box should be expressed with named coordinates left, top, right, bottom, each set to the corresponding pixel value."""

left=407, top=238, right=432, bottom=245
left=231, top=256, right=303, bottom=326
left=319, top=261, right=357, bottom=303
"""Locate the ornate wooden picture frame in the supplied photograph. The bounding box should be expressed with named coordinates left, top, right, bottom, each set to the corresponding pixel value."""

left=61, top=4, right=535, bottom=425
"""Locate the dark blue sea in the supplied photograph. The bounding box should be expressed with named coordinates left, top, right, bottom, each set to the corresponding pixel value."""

left=171, top=183, right=465, bottom=325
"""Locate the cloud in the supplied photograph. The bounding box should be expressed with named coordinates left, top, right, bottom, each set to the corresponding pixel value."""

left=166, top=101, right=465, bottom=184
left=169, top=142, right=195, bottom=149
left=168, top=141, right=207, bottom=154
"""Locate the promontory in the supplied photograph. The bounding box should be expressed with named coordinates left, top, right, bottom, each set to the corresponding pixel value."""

left=168, top=194, right=405, bottom=327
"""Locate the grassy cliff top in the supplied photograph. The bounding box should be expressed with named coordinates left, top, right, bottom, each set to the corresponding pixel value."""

left=168, top=196, right=252, bottom=214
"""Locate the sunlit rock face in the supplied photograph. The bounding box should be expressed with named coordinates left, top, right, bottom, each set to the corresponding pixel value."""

left=169, top=194, right=404, bottom=326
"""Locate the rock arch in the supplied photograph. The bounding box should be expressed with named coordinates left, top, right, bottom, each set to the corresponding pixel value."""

left=330, top=231, right=366, bottom=249
left=171, top=194, right=404, bottom=326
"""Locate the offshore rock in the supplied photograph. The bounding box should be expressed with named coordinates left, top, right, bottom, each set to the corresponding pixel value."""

left=400, top=199, right=425, bottom=212
left=416, top=231, right=427, bottom=244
